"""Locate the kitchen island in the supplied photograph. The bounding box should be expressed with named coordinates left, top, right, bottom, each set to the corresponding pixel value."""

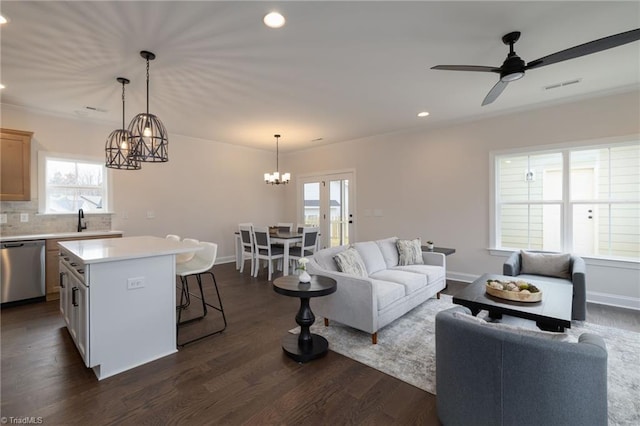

left=58, top=236, right=199, bottom=380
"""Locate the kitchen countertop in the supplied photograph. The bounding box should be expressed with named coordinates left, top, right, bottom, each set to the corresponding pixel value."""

left=0, top=230, right=123, bottom=243
left=58, top=236, right=201, bottom=264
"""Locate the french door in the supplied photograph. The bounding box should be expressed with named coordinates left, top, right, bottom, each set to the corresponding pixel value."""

left=298, top=171, right=355, bottom=248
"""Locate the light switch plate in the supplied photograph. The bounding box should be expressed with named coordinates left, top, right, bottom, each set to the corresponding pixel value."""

left=0, top=214, right=6, bottom=224
left=20, top=213, right=29, bottom=222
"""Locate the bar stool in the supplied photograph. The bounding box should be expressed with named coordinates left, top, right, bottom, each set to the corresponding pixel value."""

left=176, top=242, right=227, bottom=346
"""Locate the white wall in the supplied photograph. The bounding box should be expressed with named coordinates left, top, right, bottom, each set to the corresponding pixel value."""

left=282, top=91, right=640, bottom=309
left=1, top=104, right=287, bottom=262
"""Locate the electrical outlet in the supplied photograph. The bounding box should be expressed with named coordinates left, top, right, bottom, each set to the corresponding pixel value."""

left=146, top=210, right=155, bottom=219
left=127, top=277, right=145, bottom=290
left=0, top=214, right=6, bottom=224
left=20, top=213, right=29, bottom=222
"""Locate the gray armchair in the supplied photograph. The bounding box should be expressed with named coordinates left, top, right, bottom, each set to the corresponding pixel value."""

left=436, top=306, right=608, bottom=426
left=503, top=251, right=587, bottom=320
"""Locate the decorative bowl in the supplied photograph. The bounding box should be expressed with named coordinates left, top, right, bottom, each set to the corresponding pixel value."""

left=485, top=280, right=542, bottom=303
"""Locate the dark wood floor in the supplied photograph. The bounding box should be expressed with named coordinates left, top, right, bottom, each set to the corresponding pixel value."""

left=2, top=264, right=638, bottom=425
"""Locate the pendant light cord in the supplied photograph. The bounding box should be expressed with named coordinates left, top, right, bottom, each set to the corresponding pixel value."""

left=121, top=80, right=126, bottom=130
left=276, top=135, right=279, bottom=173
left=146, top=57, right=150, bottom=117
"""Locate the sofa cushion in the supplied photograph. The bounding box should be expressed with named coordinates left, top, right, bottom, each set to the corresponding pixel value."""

left=314, top=245, right=348, bottom=271
left=370, top=279, right=406, bottom=310
left=354, top=241, right=387, bottom=274
left=393, top=264, right=445, bottom=285
left=334, top=247, right=368, bottom=277
left=516, top=274, right=572, bottom=287
left=451, top=311, right=569, bottom=341
left=520, top=251, right=571, bottom=279
left=369, top=269, right=426, bottom=294
left=376, top=237, right=399, bottom=268
left=397, top=238, right=424, bottom=266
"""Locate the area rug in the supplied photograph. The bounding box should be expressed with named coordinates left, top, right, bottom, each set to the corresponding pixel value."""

left=291, top=295, right=640, bottom=425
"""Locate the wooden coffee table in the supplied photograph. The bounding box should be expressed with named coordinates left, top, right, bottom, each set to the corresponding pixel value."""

left=452, top=273, right=572, bottom=332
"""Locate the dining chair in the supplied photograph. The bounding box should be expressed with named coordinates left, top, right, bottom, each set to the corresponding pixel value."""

left=276, top=222, right=293, bottom=232
left=238, top=224, right=255, bottom=274
left=252, top=226, right=284, bottom=281
left=176, top=242, right=227, bottom=346
left=288, top=227, right=319, bottom=271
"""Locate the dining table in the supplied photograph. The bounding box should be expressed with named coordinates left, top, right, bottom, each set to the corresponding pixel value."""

left=234, top=228, right=305, bottom=276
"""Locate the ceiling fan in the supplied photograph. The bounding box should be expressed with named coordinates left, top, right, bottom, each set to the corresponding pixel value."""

left=431, top=28, right=640, bottom=106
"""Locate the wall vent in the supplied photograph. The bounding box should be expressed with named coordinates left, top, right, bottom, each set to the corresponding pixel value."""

left=544, top=78, right=582, bottom=91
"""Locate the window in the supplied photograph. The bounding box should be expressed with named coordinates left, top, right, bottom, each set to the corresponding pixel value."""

left=493, top=140, right=640, bottom=261
left=39, top=153, right=109, bottom=214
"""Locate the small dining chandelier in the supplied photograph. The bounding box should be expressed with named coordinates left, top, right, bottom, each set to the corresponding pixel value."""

left=264, top=134, right=290, bottom=185
left=105, top=77, right=141, bottom=170
left=128, top=50, right=168, bottom=162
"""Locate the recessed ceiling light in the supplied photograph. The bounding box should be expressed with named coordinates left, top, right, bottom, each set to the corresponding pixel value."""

left=0, top=15, right=8, bottom=25
left=264, top=12, right=285, bottom=29
left=417, top=111, right=430, bottom=118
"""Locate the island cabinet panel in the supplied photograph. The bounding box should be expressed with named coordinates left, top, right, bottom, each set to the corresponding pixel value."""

left=87, top=256, right=177, bottom=379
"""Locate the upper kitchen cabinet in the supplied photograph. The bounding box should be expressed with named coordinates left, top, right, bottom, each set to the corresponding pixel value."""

left=0, top=128, right=33, bottom=201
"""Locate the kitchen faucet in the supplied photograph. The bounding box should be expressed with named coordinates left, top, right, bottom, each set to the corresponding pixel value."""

left=77, top=208, right=87, bottom=232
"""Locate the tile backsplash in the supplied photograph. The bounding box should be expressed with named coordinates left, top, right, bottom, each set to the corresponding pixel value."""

left=0, top=200, right=112, bottom=236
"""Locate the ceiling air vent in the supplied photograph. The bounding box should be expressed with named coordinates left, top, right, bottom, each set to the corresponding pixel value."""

left=544, top=78, right=582, bottom=91
left=85, top=106, right=108, bottom=113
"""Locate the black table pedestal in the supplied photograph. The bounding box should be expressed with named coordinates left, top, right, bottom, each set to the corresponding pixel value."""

left=281, top=296, right=329, bottom=362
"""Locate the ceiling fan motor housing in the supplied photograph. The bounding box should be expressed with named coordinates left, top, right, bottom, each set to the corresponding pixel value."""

left=500, top=55, right=526, bottom=82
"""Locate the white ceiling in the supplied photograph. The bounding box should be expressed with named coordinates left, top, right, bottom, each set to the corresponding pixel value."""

left=1, top=1, right=639, bottom=152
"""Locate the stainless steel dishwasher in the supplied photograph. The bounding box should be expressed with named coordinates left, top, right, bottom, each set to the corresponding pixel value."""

left=1, top=239, right=46, bottom=305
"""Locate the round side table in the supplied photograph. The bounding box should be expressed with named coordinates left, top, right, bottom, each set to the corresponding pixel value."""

left=273, top=274, right=337, bottom=363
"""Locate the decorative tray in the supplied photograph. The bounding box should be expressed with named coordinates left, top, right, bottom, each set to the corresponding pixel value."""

left=485, top=279, right=542, bottom=303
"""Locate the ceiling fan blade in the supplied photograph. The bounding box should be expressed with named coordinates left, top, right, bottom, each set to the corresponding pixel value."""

left=431, top=65, right=500, bottom=73
left=527, top=28, right=640, bottom=70
left=482, top=80, right=509, bottom=106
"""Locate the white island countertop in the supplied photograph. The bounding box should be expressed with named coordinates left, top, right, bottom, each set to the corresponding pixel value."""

left=58, top=235, right=200, bottom=264
left=0, top=230, right=123, bottom=243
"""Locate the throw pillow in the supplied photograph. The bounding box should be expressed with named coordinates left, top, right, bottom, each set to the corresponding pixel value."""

left=520, top=251, right=571, bottom=279
left=396, top=238, right=424, bottom=266
left=334, top=247, right=368, bottom=277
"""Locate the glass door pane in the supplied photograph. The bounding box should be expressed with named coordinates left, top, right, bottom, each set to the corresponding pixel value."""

left=302, top=182, right=320, bottom=227
left=329, top=178, right=350, bottom=247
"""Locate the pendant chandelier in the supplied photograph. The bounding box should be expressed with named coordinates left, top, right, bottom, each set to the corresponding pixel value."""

left=128, top=50, right=168, bottom=162
left=105, top=77, right=141, bottom=170
left=264, top=134, right=290, bottom=185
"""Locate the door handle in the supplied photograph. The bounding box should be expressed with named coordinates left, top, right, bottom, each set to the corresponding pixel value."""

left=60, top=272, right=66, bottom=288
left=72, top=287, right=78, bottom=307
left=348, top=220, right=353, bottom=224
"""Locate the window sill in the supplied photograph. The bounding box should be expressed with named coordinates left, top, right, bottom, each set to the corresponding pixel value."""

left=488, top=248, right=639, bottom=270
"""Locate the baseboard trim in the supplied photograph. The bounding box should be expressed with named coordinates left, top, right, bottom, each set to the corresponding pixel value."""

left=447, top=271, right=477, bottom=283
left=216, top=255, right=236, bottom=265
left=587, top=291, right=640, bottom=311
left=448, top=271, right=639, bottom=311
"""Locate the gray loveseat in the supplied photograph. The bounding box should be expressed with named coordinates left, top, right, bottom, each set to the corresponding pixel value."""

left=436, top=306, right=608, bottom=426
left=307, top=237, right=446, bottom=344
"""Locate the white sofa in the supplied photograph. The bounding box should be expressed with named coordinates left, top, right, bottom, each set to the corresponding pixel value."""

left=307, top=237, right=446, bottom=343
